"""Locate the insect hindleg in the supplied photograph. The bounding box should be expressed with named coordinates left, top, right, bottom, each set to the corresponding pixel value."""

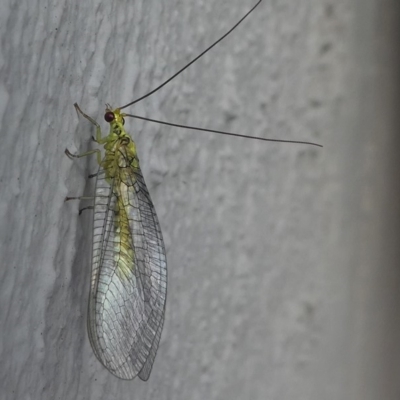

left=65, top=196, right=95, bottom=202
left=79, top=206, right=94, bottom=215
left=65, top=196, right=95, bottom=215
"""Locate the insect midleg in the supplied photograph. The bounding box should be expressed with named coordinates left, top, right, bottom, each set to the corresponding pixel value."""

left=65, top=148, right=102, bottom=165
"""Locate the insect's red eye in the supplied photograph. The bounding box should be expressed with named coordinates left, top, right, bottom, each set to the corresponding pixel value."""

left=104, top=112, right=115, bottom=122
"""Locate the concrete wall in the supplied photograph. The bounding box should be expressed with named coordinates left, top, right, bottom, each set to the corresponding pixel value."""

left=1, top=0, right=399, bottom=399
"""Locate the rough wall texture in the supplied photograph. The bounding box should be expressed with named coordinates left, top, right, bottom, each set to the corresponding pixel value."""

left=1, top=0, right=399, bottom=399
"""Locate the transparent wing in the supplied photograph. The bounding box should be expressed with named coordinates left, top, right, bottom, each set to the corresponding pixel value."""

left=88, top=157, right=167, bottom=380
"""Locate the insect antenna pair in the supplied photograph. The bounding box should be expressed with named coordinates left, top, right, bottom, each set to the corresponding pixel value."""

left=107, top=0, right=321, bottom=148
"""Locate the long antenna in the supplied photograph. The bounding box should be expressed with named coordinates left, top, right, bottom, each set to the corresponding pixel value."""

left=124, top=114, right=322, bottom=147
left=119, top=0, right=263, bottom=110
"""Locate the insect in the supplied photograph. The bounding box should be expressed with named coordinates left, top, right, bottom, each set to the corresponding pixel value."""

left=65, top=0, right=321, bottom=381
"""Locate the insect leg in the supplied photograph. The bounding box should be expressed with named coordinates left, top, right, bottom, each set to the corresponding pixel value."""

left=74, top=103, right=106, bottom=144
left=65, top=148, right=102, bottom=165
left=65, top=196, right=94, bottom=213
left=64, top=196, right=94, bottom=215
left=65, top=195, right=109, bottom=202
left=65, top=195, right=94, bottom=202
left=79, top=206, right=94, bottom=215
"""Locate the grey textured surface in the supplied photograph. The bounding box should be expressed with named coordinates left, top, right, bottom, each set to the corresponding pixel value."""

left=1, top=0, right=400, bottom=399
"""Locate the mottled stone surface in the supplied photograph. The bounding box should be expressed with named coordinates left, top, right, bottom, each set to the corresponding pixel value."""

left=1, top=0, right=399, bottom=399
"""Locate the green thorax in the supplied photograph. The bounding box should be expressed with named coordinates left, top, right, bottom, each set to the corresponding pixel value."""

left=100, top=107, right=140, bottom=179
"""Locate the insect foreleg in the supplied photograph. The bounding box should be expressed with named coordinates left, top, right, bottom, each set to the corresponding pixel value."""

left=74, top=103, right=106, bottom=144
